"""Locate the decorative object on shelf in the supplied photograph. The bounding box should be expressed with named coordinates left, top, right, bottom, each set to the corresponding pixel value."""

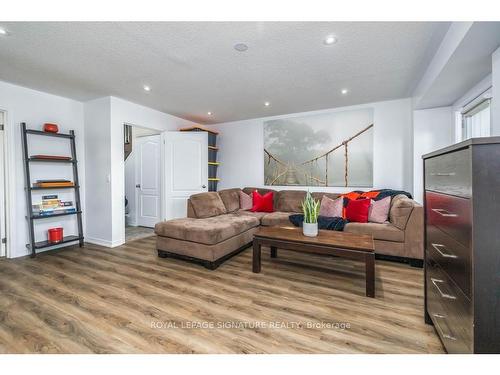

left=301, top=191, right=319, bottom=237
left=33, top=179, right=75, bottom=188
left=48, top=227, right=64, bottom=244
left=180, top=125, right=220, bottom=191
left=21, top=122, right=84, bottom=257
left=43, top=123, right=59, bottom=133
left=263, top=108, right=374, bottom=187
left=30, top=155, right=72, bottom=161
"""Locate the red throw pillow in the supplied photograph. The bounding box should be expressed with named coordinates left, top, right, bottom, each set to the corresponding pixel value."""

left=251, top=190, right=274, bottom=212
left=345, top=198, right=371, bottom=223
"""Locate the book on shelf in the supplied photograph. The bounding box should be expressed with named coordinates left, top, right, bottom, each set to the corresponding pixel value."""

left=32, top=196, right=76, bottom=216
left=33, top=207, right=77, bottom=217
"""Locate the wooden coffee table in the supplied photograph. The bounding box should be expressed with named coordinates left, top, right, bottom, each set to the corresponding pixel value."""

left=252, top=226, right=376, bottom=297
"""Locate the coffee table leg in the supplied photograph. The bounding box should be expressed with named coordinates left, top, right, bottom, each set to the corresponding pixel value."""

left=365, top=253, right=375, bottom=298
left=270, top=246, right=277, bottom=258
left=253, top=241, right=261, bottom=273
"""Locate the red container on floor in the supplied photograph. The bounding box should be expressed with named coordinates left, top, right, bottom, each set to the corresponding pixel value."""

left=48, top=227, right=63, bottom=243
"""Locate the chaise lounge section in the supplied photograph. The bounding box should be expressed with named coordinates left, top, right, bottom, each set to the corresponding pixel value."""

left=155, top=187, right=423, bottom=269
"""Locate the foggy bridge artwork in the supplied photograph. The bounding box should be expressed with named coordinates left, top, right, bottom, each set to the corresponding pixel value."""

left=264, top=108, right=374, bottom=187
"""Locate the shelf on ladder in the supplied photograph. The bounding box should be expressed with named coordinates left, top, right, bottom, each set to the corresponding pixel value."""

left=34, top=235, right=84, bottom=250
left=21, top=122, right=84, bottom=257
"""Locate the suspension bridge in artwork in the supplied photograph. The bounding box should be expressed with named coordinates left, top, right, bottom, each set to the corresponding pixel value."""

left=264, top=123, right=373, bottom=187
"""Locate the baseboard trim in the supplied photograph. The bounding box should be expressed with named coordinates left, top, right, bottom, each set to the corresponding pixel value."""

left=86, top=237, right=124, bottom=248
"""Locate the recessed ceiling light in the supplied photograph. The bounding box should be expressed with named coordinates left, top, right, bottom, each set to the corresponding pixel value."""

left=264, top=101, right=270, bottom=107
left=324, top=35, right=337, bottom=45
left=341, top=89, right=348, bottom=95
left=143, top=85, right=151, bottom=92
left=0, top=27, right=9, bottom=36
left=207, top=112, right=212, bottom=116
left=234, top=43, right=248, bottom=52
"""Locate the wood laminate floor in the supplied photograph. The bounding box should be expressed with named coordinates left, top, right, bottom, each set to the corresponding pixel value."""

left=0, top=237, right=444, bottom=353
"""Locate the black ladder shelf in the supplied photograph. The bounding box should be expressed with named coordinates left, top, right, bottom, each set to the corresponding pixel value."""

left=21, top=122, right=84, bottom=257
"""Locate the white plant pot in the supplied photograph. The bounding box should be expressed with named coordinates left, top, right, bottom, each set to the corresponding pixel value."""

left=302, top=222, right=318, bottom=237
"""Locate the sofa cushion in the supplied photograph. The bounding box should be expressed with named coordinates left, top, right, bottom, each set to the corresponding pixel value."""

left=261, top=212, right=294, bottom=227
left=218, top=188, right=241, bottom=213
left=389, top=194, right=415, bottom=230
left=368, top=196, right=391, bottom=223
left=243, top=187, right=279, bottom=207
left=157, top=227, right=257, bottom=262
left=312, top=192, right=341, bottom=202
left=345, top=198, right=371, bottom=223
left=319, top=195, right=343, bottom=217
left=154, top=214, right=259, bottom=245
left=239, top=190, right=252, bottom=210
left=236, top=209, right=267, bottom=222
left=251, top=190, right=274, bottom=212
left=276, top=190, right=306, bottom=212
left=189, top=192, right=227, bottom=218
left=344, top=222, right=404, bottom=242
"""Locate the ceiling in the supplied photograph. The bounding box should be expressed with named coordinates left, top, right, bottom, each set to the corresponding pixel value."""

left=416, top=22, right=500, bottom=109
left=0, top=22, right=450, bottom=124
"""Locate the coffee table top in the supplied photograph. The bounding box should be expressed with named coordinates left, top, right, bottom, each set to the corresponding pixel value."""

left=254, top=226, right=374, bottom=252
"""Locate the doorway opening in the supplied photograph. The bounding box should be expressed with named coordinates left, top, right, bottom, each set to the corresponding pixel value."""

left=124, top=123, right=160, bottom=242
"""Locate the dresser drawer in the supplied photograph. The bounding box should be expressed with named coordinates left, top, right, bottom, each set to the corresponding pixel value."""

left=426, top=225, right=471, bottom=298
left=425, top=148, right=471, bottom=198
left=426, top=257, right=472, bottom=353
left=425, top=191, right=471, bottom=248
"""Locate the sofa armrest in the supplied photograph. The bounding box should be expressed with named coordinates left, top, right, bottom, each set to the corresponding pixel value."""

left=187, top=199, right=197, bottom=218
left=404, top=203, right=424, bottom=260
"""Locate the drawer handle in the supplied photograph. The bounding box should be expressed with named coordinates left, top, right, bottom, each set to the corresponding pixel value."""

left=431, top=208, right=458, bottom=217
left=431, top=243, right=457, bottom=259
left=431, top=278, right=456, bottom=300
left=430, top=172, right=456, bottom=177
left=432, top=314, right=457, bottom=341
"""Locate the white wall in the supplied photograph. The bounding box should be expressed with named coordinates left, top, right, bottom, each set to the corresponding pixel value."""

left=412, top=107, right=453, bottom=204
left=492, top=47, right=500, bottom=136
left=209, top=98, right=414, bottom=195
left=84, top=97, right=197, bottom=247
left=0, top=80, right=85, bottom=258
left=84, top=97, right=112, bottom=246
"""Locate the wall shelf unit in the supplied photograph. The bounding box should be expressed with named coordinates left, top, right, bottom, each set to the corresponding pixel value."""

left=21, top=122, right=84, bottom=257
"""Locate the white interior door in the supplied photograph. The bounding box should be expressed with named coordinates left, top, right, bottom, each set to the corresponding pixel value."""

left=0, top=112, right=5, bottom=256
left=136, top=135, right=161, bottom=227
left=163, top=131, right=208, bottom=220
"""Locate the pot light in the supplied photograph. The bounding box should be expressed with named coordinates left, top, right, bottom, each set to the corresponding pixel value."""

left=0, top=27, right=9, bottom=36
left=341, top=89, right=348, bottom=95
left=324, top=35, right=337, bottom=45
left=234, top=43, right=248, bottom=52
left=207, top=112, right=212, bottom=116
left=143, top=85, right=151, bottom=92
left=264, top=101, right=270, bottom=107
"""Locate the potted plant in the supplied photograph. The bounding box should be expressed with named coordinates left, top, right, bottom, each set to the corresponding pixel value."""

left=301, top=191, right=320, bottom=237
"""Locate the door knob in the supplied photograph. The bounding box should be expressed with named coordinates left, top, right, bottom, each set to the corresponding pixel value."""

left=202, top=185, right=207, bottom=189
left=136, top=184, right=141, bottom=188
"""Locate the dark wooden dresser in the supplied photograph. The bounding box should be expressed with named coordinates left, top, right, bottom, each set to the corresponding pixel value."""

left=423, top=137, right=500, bottom=353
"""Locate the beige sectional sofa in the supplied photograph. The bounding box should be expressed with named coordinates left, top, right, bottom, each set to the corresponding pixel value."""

left=155, top=187, right=423, bottom=269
